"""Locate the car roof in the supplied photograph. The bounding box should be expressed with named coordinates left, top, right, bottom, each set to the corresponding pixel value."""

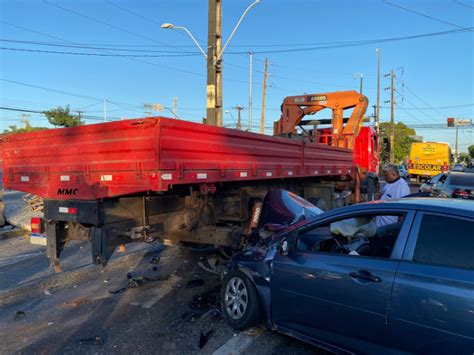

left=325, top=198, right=474, bottom=218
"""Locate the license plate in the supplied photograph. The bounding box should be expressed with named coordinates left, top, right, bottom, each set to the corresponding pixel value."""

left=30, top=233, right=47, bottom=246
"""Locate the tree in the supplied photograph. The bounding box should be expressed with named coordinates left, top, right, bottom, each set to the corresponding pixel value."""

left=43, top=105, right=82, bottom=127
left=3, top=121, right=48, bottom=134
left=458, top=152, right=471, bottom=165
left=379, top=121, right=418, bottom=164
left=468, top=145, right=474, bottom=159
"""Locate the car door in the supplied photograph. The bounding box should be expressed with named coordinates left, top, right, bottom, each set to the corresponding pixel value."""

left=389, top=212, right=474, bottom=353
left=270, top=209, right=415, bottom=352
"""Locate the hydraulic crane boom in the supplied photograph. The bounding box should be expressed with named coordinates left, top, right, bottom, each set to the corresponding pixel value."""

left=273, top=90, right=368, bottom=148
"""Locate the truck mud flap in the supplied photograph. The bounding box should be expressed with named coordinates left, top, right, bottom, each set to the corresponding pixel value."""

left=91, top=227, right=123, bottom=266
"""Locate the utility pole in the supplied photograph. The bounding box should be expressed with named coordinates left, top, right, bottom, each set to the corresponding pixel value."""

left=260, top=58, right=268, bottom=134
left=207, top=0, right=223, bottom=127
left=234, top=105, right=244, bottom=130
left=249, top=50, right=253, bottom=131
left=104, top=98, right=108, bottom=122
left=144, top=103, right=152, bottom=116
left=455, top=124, right=459, bottom=163
left=376, top=48, right=381, bottom=136
left=173, top=97, right=178, bottom=118
left=390, top=69, right=396, bottom=163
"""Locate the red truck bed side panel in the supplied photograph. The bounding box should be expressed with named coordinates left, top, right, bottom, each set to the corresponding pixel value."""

left=2, top=117, right=354, bottom=200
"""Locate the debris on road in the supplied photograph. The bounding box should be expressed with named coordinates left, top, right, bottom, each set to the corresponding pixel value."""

left=186, top=278, right=205, bottom=288
left=62, top=298, right=90, bottom=308
left=78, top=336, right=104, bottom=346
left=13, top=310, right=25, bottom=320
left=199, top=329, right=214, bottom=349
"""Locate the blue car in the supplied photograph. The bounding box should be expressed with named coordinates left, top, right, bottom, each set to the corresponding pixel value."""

left=221, top=190, right=474, bottom=354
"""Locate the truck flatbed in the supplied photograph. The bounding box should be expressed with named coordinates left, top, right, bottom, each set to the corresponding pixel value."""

left=2, top=117, right=354, bottom=200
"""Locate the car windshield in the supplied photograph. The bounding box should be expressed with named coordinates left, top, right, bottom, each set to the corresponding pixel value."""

left=449, top=174, right=474, bottom=187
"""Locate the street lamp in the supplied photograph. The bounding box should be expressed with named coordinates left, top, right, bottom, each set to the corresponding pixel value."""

left=354, top=72, right=364, bottom=94
left=160, top=23, right=207, bottom=59
left=217, top=0, right=261, bottom=62
left=162, top=0, right=261, bottom=127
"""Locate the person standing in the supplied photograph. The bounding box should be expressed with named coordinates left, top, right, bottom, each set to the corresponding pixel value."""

left=376, top=164, right=411, bottom=226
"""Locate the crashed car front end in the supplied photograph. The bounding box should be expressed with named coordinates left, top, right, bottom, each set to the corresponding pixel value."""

left=222, top=189, right=324, bottom=328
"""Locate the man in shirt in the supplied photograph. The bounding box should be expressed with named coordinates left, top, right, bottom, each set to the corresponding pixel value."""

left=376, top=164, right=411, bottom=227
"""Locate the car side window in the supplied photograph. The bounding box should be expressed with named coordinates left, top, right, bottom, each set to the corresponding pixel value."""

left=296, top=212, right=407, bottom=259
left=413, top=214, right=474, bottom=270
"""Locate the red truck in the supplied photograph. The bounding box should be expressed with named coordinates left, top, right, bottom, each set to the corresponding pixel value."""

left=1, top=90, right=379, bottom=268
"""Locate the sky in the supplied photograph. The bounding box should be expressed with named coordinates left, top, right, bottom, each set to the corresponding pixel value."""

left=0, top=0, right=473, bottom=153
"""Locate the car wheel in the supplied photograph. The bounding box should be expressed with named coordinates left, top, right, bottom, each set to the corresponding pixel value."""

left=221, top=270, right=260, bottom=330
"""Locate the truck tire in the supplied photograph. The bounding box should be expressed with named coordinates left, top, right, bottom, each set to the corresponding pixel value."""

left=221, top=269, right=261, bottom=330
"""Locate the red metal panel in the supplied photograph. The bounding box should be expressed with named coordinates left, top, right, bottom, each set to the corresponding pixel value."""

left=1, top=117, right=355, bottom=200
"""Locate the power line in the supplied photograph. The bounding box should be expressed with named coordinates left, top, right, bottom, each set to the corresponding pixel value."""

left=0, top=105, right=119, bottom=121
left=231, top=27, right=474, bottom=54
left=44, top=0, right=191, bottom=53
left=0, top=78, right=143, bottom=114
left=454, top=0, right=474, bottom=10
left=380, top=103, right=474, bottom=110
left=0, top=21, right=206, bottom=77
left=0, top=39, right=198, bottom=52
left=383, top=0, right=466, bottom=29
left=2, top=25, right=472, bottom=56
left=0, top=46, right=203, bottom=57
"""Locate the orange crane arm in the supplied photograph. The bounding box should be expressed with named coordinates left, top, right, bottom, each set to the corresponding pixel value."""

left=273, top=90, right=368, bottom=148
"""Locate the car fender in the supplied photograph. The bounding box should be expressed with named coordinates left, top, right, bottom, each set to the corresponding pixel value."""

left=226, top=263, right=273, bottom=328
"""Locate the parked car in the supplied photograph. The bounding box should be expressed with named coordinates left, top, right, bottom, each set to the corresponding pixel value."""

left=221, top=190, right=474, bottom=354
left=432, top=172, right=474, bottom=200
left=452, top=164, right=465, bottom=172
left=419, top=172, right=447, bottom=193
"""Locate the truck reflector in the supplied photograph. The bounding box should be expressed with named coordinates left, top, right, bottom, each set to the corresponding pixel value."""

left=58, top=207, right=77, bottom=215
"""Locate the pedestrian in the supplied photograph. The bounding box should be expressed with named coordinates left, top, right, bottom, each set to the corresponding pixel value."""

left=376, top=164, right=410, bottom=227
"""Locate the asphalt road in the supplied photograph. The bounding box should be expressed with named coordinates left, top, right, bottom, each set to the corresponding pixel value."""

left=0, top=182, right=422, bottom=354
left=0, top=238, right=324, bottom=354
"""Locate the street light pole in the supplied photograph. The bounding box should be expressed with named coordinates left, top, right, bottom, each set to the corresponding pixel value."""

left=376, top=48, right=381, bottom=136
left=354, top=72, right=363, bottom=94
left=162, top=0, right=260, bottom=127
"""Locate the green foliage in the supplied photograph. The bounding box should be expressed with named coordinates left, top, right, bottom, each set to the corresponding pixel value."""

left=43, top=105, right=82, bottom=127
left=468, top=145, right=474, bottom=159
left=458, top=153, right=471, bottom=165
left=379, top=121, right=418, bottom=164
left=3, top=121, right=48, bottom=134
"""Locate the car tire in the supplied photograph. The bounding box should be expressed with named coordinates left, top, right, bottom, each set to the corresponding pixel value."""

left=221, top=270, right=260, bottom=330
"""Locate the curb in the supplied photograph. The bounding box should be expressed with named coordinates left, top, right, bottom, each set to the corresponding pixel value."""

left=0, top=227, right=29, bottom=240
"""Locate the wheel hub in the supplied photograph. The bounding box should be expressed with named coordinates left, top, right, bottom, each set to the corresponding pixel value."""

left=224, top=277, right=249, bottom=320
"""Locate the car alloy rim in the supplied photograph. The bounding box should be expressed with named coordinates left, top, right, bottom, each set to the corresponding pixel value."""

left=224, top=277, right=249, bottom=320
